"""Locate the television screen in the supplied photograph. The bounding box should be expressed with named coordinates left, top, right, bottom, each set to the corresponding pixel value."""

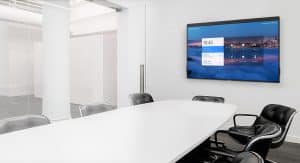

left=187, top=17, right=280, bottom=82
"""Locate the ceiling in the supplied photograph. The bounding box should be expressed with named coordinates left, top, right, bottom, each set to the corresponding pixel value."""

left=0, top=0, right=116, bottom=25
left=71, top=0, right=115, bottom=22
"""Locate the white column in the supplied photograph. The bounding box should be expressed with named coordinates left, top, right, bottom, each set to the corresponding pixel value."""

left=117, top=3, right=147, bottom=107
left=42, top=0, right=71, bottom=121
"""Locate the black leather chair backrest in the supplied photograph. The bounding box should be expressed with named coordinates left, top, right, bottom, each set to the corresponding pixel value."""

left=244, top=123, right=281, bottom=159
left=258, top=104, right=296, bottom=126
left=255, top=104, right=296, bottom=148
left=129, top=93, right=154, bottom=105
left=232, top=152, right=264, bottom=163
left=192, top=96, right=225, bottom=103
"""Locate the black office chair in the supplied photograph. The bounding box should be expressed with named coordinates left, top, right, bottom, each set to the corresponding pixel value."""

left=215, top=152, right=264, bottom=163
left=192, top=95, right=225, bottom=103
left=129, top=93, right=154, bottom=105
left=79, top=104, right=117, bottom=117
left=228, top=104, right=296, bottom=148
left=0, top=115, right=51, bottom=134
left=209, top=123, right=281, bottom=162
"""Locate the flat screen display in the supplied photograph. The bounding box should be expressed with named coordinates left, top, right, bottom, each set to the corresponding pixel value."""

left=187, top=17, right=280, bottom=82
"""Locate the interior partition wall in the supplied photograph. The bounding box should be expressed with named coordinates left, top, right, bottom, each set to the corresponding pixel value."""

left=0, top=0, right=119, bottom=121
left=0, top=20, right=42, bottom=119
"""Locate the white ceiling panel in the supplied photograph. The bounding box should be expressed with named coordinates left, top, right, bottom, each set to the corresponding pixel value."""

left=0, top=0, right=116, bottom=25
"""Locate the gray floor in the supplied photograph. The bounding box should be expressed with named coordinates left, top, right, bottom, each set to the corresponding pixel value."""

left=269, top=142, right=300, bottom=163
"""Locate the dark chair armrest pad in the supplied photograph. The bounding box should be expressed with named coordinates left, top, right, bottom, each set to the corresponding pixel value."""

left=233, top=114, right=259, bottom=127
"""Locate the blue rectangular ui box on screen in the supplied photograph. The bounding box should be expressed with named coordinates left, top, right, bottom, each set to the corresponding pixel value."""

left=187, top=17, right=280, bottom=83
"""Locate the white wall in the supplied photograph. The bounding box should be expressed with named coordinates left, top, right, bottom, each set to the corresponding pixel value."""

left=0, top=10, right=118, bottom=110
left=71, top=13, right=117, bottom=36
left=103, top=32, right=118, bottom=105
left=0, top=21, right=9, bottom=95
left=70, top=13, right=118, bottom=105
left=34, top=32, right=118, bottom=106
left=33, top=42, right=42, bottom=97
left=27, top=11, right=119, bottom=105
left=144, top=0, right=300, bottom=142
left=8, top=23, right=41, bottom=96
left=70, top=34, right=103, bottom=105
left=34, top=34, right=104, bottom=104
left=0, top=21, right=41, bottom=96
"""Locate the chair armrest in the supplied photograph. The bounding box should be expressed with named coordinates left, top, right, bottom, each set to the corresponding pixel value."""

left=213, top=130, right=251, bottom=148
left=233, top=114, right=259, bottom=127
left=210, top=130, right=247, bottom=154
left=213, top=130, right=230, bottom=148
left=209, top=140, right=225, bottom=148
left=79, top=105, right=86, bottom=117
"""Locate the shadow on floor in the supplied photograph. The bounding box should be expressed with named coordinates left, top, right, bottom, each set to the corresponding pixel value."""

left=178, top=133, right=300, bottom=163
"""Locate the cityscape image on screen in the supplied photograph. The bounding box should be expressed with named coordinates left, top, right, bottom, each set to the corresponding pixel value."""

left=187, top=17, right=280, bottom=82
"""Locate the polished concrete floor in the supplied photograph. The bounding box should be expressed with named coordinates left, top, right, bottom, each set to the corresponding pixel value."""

left=212, top=133, right=300, bottom=163
left=269, top=142, right=300, bottom=163
left=179, top=133, right=300, bottom=163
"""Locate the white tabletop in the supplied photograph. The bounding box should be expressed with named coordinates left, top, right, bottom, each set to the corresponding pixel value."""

left=0, top=100, right=236, bottom=163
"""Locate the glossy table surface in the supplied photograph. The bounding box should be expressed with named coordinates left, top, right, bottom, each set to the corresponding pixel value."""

left=0, top=100, right=237, bottom=163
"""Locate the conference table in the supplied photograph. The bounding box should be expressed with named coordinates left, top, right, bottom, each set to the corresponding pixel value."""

left=0, top=100, right=236, bottom=163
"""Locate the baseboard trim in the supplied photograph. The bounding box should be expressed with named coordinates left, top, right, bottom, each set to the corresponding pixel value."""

left=286, top=135, right=300, bottom=144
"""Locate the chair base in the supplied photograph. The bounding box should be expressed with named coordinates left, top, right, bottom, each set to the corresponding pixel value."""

left=265, top=159, right=277, bottom=163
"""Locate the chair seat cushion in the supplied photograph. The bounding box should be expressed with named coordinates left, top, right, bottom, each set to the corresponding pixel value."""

left=228, top=126, right=256, bottom=144
left=208, top=146, right=239, bottom=159
left=229, top=123, right=280, bottom=146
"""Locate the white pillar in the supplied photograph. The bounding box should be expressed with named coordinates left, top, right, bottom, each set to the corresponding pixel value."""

left=42, top=0, right=71, bottom=121
left=117, top=3, right=147, bottom=107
